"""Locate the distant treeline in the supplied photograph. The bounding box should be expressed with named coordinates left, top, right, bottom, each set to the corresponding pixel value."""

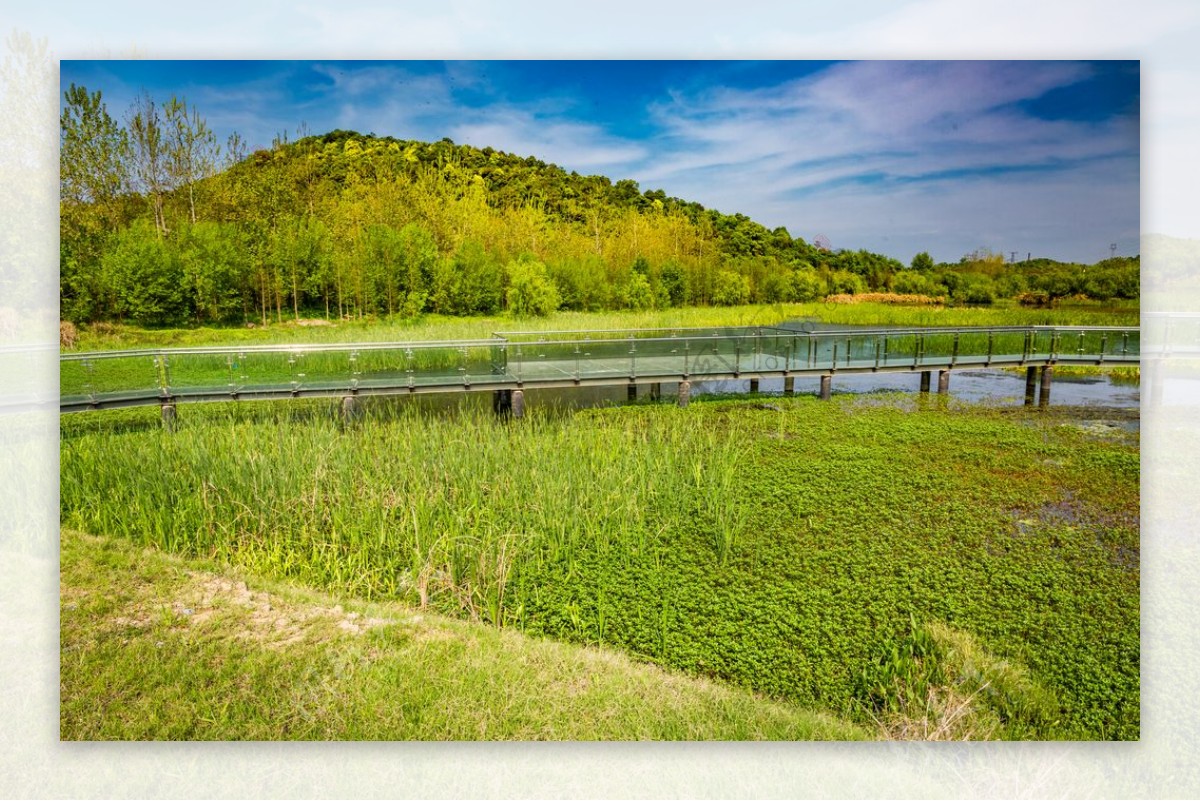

left=60, top=88, right=1140, bottom=326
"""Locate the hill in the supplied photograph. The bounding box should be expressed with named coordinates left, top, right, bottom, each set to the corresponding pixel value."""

left=59, top=86, right=1138, bottom=326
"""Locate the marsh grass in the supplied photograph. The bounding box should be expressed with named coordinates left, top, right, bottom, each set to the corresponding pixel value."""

left=60, top=392, right=1140, bottom=739
left=60, top=528, right=865, bottom=740
left=72, top=301, right=1139, bottom=351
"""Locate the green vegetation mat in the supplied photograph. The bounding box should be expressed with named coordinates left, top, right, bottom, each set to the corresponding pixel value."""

left=60, top=393, right=1139, bottom=740
left=61, top=529, right=863, bottom=740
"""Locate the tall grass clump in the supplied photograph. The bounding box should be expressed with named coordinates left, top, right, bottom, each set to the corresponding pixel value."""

left=60, top=399, right=750, bottom=625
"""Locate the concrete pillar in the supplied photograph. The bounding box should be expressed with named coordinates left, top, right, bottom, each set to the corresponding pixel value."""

left=1148, top=358, right=1163, bottom=408
left=341, top=395, right=359, bottom=422
left=493, top=389, right=512, bottom=416
left=748, top=378, right=759, bottom=394
left=819, top=375, right=832, bottom=400
left=677, top=380, right=691, bottom=408
left=512, top=389, right=525, bottom=419
left=784, top=376, right=795, bottom=395
left=649, top=382, right=662, bottom=401
left=937, top=369, right=950, bottom=394
left=161, top=403, right=176, bottom=431
left=1025, top=366, right=1038, bottom=406
left=628, top=383, right=638, bottom=402
left=1038, top=366, right=1053, bottom=408
left=919, top=371, right=931, bottom=393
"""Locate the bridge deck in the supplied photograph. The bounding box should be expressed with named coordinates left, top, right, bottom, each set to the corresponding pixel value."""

left=59, top=324, right=1140, bottom=411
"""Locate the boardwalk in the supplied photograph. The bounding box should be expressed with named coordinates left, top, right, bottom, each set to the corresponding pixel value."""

left=60, top=324, right=1140, bottom=412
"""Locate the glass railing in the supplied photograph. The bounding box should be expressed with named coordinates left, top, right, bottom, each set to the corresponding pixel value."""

left=59, top=325, right=1141, bottom=410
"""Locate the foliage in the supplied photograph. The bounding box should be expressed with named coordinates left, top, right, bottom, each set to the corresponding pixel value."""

left=712, top=270, right=751, bottom=306
left=505, top=259, right=561, bottom=316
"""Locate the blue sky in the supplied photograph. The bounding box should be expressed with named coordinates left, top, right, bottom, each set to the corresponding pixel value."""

left=61, top=59, right=1139, bottom=265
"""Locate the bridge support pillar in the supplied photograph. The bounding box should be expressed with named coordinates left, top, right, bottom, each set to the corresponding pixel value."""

left=649, top=382, right=661, bottom=401
left=628, top=383, right=638, bottom=402
left=819, top=375, right=832, bottom=401
left=341, top=395, right=359, bottom=422
left=1038, top=366, right=1053, bottom=408
left=512, top=389, right=525, bottom=420
left=161, top=403, right=176, bottom=431
left=748, top=378, right=759, bottom=394
left=492, top=389, right=512, bottom=417
left=919, top=371, right=931, bottom=393
left=677, top=380, right=691, bottom=408
left=1025, top=367, right=1038, bottom=406
left=937, top=369, right=950, bottom=394
left=784, top=376, right=794, bottom=395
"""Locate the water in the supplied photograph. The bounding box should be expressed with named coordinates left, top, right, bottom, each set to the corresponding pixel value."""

left=390, top=367, right=1138, bottom=416
left=694, top=369, right=1140, bottom=408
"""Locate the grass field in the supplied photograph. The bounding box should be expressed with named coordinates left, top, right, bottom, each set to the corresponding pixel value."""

left=60, top=392, right=1139, bottom=740
left=66, top=299, right=1140, bottom=351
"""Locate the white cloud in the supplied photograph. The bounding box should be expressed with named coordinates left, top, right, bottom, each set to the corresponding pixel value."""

left=629, top=59, right=1138, bottom=260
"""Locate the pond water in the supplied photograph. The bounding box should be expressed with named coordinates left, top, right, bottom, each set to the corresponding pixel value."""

left=395, top=367, right=1139, bottom=416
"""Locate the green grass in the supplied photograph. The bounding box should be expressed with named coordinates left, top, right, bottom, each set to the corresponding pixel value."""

left=61, top=528, right=863, bottom=740
left=60, top=393, right=1139, bottom=739
left=68, top=300, right=1139, bottom=351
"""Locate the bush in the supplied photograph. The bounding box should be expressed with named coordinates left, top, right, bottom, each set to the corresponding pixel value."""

left=711, top=270, right=751, bottom=306
left=505, top=259, right=561, bottom=317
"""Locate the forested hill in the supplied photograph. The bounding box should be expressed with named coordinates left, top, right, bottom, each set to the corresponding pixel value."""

left=60, top=117, right=1138, bottom=326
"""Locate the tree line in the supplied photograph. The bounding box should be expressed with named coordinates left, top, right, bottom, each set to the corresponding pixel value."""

left=59, top=87, right=1139, bottom=326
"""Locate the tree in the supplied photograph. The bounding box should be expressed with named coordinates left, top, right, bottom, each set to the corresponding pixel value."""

left=101, top=219, right=188, bottom=324
left=175, top=221, right=249, bottom=322
left=712, top=269, right=750, bottom=306
left=60, top=84, right=128, bottom=206
left=505, top=259, right=560, bottom=316
left=792, top=267, right=825, bottom=301
left=911, top=251, right=935, bottom=271
left=163, top=96, right=219, bottom=223
left=126, top=91, right=171, bottom=236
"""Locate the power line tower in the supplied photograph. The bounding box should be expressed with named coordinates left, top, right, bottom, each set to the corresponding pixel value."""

left=1009, top=251, right=1018, bottom=263
left=1110, top=243, right=1118, bottom=259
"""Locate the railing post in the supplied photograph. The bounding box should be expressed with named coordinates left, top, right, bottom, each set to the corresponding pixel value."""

left=158, top=353, right=171, bottom=397
left=951, top=333, right=959, bottom=367
left=986, top=332, right=993, bottom=367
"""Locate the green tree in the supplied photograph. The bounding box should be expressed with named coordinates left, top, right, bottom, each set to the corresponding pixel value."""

left=711, top=269, right=750, bottom=306
left=505, top=259, right=560, bottom=316
left=163, top=96, right=219, bottom=224
left=126, top=91, right=171, bottom=236
left=60, top=84, right=128, bottom=206
left=175, top=221, right=249, bottom=322
left=792, top=267, right=825, bottom=301
left=101, top=219, right=188, bottom=324
left=911, top=251, right=935, bottom=271
left=620, top=271, right=656, bottom=310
